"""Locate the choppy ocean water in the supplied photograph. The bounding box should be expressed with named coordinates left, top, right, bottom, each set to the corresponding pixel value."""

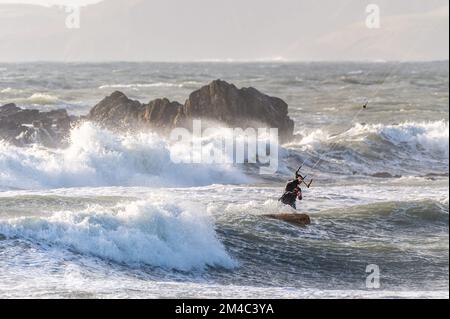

left=0, top=62, right=448, bottom=298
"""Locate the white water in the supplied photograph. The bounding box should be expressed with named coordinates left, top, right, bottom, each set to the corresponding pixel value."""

left=1, top=120, right=448, bottom=190
left=294, top=120, right=449, bottom=157
left=0, top=62, right=448, bottom=299
left=0, top=122, right=250, bottom=190
left=288, top=120, right=449, bottom=176
left=0, top=199, right=236, bottom=271
left=3, top=93, right=61, bottom=105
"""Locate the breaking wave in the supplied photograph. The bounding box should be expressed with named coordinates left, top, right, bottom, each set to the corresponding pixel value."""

left=1, top=120, right=447, bottom=190
left=296, top=121, right=448, bottom=157
left=0, top=122, right=249, bottom=190
left=24, top=93, right=60, bottom=105
left=290, top=121, right=449, bottom=175
left=0, top=199, right=236, bottom=271
left=0, top=92, right=60, bottom=107
left=1, top=88, right=19, bottom=94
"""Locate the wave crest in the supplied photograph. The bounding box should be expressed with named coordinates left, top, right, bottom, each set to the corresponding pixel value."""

left=0, top=199, right=237, bottom=271
left=25, top=93, right=60, bottom=105
left=290, top=121, right=449, bottom=175
left=0, top=122, right=249, bottom=189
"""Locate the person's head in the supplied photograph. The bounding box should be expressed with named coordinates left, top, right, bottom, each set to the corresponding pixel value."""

left=297, top=175, right=304, bottom=182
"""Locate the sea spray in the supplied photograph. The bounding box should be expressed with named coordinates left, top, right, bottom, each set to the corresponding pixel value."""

left=0, top=122, right=249, bottom=189
left=289, top=121, right=449, bottom=176
left=0, top=199, right=237, bottom=271
left=294, top=121, right=449, bottom=157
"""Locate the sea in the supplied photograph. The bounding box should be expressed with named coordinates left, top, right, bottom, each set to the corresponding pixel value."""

left=0, top=61, right=448, bottom=298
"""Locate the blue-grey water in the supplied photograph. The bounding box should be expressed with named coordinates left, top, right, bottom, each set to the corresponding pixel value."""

left=0, top=62, right=448, bottom=298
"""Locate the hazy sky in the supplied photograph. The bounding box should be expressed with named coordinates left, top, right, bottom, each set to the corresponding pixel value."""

left=0, top=0, right=448, bottom=62
left=0, top=0, right=102, bottom=6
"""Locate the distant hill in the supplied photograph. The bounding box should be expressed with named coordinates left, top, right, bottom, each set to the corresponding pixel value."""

left=0, top=0, right=448, bottom=62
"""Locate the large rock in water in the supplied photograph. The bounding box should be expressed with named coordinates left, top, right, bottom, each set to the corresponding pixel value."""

left=88, top=91, right=143, bottom=129
left=175, top=80, right=295, bottom=141
left=0, top=103, right=21, bottom=117
left=89, top=80, right=295, bottom=141
left=88, top=92, right=182, bottom=132
left=0, top=103, right=74, bottom=147
left=140, top=98, right=183, bottom=131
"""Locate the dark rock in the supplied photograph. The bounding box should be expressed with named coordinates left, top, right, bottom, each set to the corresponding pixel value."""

left=176, top=80, right=294, bottom=141
left=371, top=172, right=402, bottom=178
left=3, top=80, right=296, bottom=147
left=89, top=80, right=295, bottom=141
left=140, top=98, right=183, bottom=131
left=0, top=103, right=21, bottom=117
left=32, top=120, right=42, bottom=128
left=56, top=117, right=72, bottom=131
left=88, top=91, right=143, bottom=129
left=2, top=109, right=39, bottom=124
left=422, top=172, right=449, bottom=180
left=0, top=103, right=75, bottom=147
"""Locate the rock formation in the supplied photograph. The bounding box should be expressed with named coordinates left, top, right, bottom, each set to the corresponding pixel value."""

left=89, top=80, right=295, bottom=141
left=87, top=91, right=142, bottom=129
left=175, top=80, right=294, bottom=141
left=0, top=103, right=75, bottom=147
left=1, top=80, right=296, bottom=147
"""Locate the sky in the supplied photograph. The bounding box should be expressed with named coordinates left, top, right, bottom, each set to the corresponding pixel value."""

left=0, top=0, right=102, bottom=6
left=0, top=0, right=448, bottom=62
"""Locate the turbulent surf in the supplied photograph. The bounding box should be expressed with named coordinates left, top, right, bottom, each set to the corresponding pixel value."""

left=0, top=62, right=448, bottom=298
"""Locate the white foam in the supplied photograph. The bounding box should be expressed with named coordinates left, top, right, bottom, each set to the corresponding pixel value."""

left=347, top=70, right=364, bottom=75
left=0, top=199, right=236, bottom=271
left=294, top=121, right=449, bottom=159
left=25, top=93, right=59, bottom=105
left=1, top=87, right=14, bottom=94
left=348, top=121, right=449, bottom=157
left=0, top=122, right=248, bottom=189
left=2, top=92, right=60, bottom=105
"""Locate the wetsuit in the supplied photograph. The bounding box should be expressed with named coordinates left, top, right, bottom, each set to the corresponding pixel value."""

left=279, top=179, right=302, bottom=209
